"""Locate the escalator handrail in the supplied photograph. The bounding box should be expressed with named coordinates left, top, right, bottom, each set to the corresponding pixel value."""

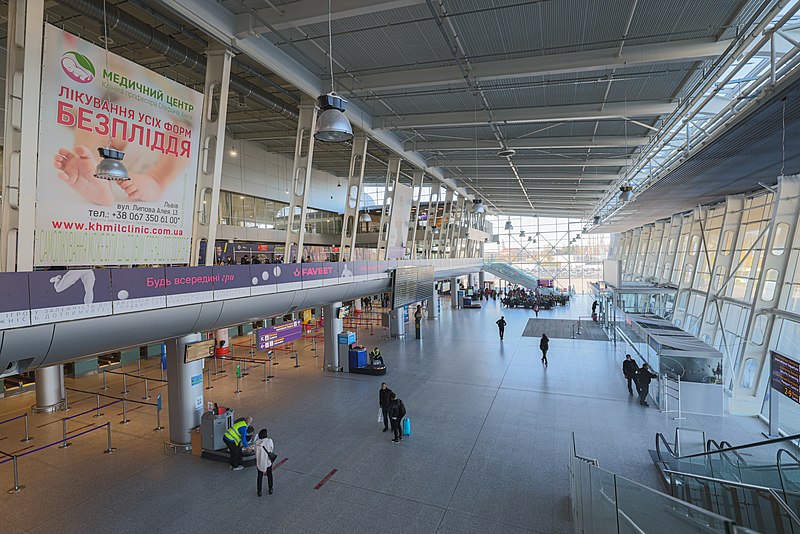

left=707, top=439, right=749, bottom=466
left=664, top=468, right=800, bottom=526
left=659, top=431, right=800, bottom=460
left=777, top=448, right=800, bottom=502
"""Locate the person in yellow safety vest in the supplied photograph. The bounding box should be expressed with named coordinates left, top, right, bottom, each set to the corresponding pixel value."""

left=223, top=416, right=253, bottom=470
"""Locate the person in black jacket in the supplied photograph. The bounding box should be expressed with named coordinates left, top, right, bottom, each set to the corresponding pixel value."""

left=496, top=316, right=507, bottom=340
left=622, top=354, right=640, bottom=396
left=540, top=334, right=549, bottom=365
left=387, top=393, right=406, bottom=443
left=636, top=363, right=658, bottom=406
left=378, top=382, right=393, bottom=433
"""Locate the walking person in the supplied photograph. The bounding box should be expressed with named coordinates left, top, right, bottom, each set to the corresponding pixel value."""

left=533, top=304, right=540, bottom=318
left=636, top=363, right=658, bottom=406
left=540, top=334, right=549, bottom=365
left=387, top=393, right=406, bottom=443
left=622, top=354, right=640, bottom=396
left=496, top=316, right=507, bottom=340
left=223, top=416, right=253, bottom=471
left=379, top=382, right=393, bottom=433
left=254, top=429, right=275, bottom=496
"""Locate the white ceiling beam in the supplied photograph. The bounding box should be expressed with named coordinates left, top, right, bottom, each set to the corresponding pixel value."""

left=160, top=0, right=476, bottom=199
left=382, top=101, right=677, bottom=129
left=406, top=136, right=650, bottom=151
left=351, top=38, right=732, bottom=93
left=234, top=0, right=425, bottom=36
left=450, top=174, right=620, bottom=181
left=433, top=158, right=628, bottom=168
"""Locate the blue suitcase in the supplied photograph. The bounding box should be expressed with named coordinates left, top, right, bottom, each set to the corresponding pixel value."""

left=402, top=417, right=411, bottom=436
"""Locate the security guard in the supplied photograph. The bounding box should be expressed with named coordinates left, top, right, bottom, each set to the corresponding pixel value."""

left=223, top=416, right=253, bottom=470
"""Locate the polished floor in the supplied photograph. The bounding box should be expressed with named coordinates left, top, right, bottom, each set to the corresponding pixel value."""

left=0, top=294, right=770, bottom=533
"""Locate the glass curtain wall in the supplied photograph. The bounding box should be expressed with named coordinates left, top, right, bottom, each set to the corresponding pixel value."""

left=219, top=190, right=343, bottom=235
left=485, top=215, right=610, bottom=294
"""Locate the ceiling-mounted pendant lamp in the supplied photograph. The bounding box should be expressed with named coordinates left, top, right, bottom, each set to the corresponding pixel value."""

left=519, top=230, right=526, bottom=238
left=504, top=219, right=513, bottom=231
left=314, top=93, right=353, bottom=143
left=359, top=211, right=372, bottom=223
left=94, top=147, right=130, bottom=181
left=314, top=0, right=353, bottom=143
left=471, top=198, right=485, bottom=213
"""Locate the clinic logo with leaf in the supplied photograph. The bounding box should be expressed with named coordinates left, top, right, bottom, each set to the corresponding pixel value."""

left=61, top=51, right=95, bottom=83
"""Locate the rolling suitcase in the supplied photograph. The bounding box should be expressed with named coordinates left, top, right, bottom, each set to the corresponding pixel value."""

left=402, top=417, right=411, bottom=436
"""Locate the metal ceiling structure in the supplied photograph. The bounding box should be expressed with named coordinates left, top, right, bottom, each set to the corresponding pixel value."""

left=38, top=0, right=800, bottom=225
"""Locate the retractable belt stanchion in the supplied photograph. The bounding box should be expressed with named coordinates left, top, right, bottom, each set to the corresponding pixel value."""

left=21, top=414, right=32, bottom=443
left=103, top=423, right=116, bottom=454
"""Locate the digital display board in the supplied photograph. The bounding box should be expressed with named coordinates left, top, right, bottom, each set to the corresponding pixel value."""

left=391, top=266, right=434, bottom=309
left=184, top=339, right=215, bottom=364
left=257, top=320, right=302, bottom=350
left=771, top=351, right=800, bottom=404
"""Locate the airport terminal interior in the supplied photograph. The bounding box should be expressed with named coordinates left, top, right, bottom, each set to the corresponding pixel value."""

left=3, top=1, right=800, bottom=533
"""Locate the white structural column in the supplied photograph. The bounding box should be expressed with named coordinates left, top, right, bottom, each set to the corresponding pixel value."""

left=408, top=170, right=425, bottom=258
left=190, top=47, right=233, bottom=266
left=339, top=134, right=369, bottom=261
left=731, top=176, right=800, bottom=415
left=33, top=364, right=65, bottom=413
left=437, top=189, right=454, bottom=258
left=673, top=208, right=705, bottom=329
left=643, top=221, right=665, bottom=280
left=1, top=0, right=44, bottom=271
left=451, top=276, right=460, bottom=308
left=323, top=302, right=343, bottom=371
left=283, top=98, right=318, bottom=263
left=698, top=196, right=744, bottom=344
left=376, top=157, right=402, bottom=260
left=658, top=215, right=684, bottom=285
left=423, top=187, right=441, bottom=258
left=625, top=228, right=642, bottom=279
left=447, top=196, right=465, bottom=258
left=633, top=224, right=653, bottom=279
left=427, top=282, right=440, bottom=319
left=165, top=333, right=205, bottom=446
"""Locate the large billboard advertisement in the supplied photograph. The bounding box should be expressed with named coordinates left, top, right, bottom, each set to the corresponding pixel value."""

left=35, top=25, right=203, bottom=266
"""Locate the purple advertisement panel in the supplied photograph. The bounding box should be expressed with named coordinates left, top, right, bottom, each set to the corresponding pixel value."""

left=349, top=261, right=371, bottom=280
left=110, top=267, right=167, bottom=314
left=212, top=265, right=252, bottom=300
left=257, top=320, right=302, bottom=350
left=165, top=266, right=214, bottom=307
left=300, top=262, right=338, bottom=287
left=249, top=263, right=301, bottom=295
left=0, top=272, right=31, bottom=328
left=30, top=269, right=112, bottom=324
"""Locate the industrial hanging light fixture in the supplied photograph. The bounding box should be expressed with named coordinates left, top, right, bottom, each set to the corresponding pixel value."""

left=504, top=219, right=513, bottom=231
left=619, top=185, right=634, bottom=202
left=471, top=198, right=485, bottom=213
left=519, top=230, right=526, bottom=238
left=358, top=186, right=371, bottom=222
left=94, top=0, right=130, bottom=181
left=313, top=0, right=353, bottom=143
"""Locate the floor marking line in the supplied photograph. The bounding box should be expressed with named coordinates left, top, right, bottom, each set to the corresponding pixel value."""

left=272, top=457, right=288, bottom=470
left=314, top=468, right=337, bottom=489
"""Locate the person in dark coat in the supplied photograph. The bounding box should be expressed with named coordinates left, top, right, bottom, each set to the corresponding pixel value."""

left=540, top=334, right=549, bottom=365
left=378, top=382, right=393, bottom=433
left=387, top=393, right=406, bottom=443
left=636, top=363, right=658, bottom=406
left=496, top=316, right=507, bottom=340
left=622, top=354, right=640, bottom=396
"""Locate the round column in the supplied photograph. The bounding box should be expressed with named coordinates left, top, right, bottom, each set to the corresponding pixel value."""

left=165, top=333, right=204, bottom=447
left=33, top=364, right=65, bottom=413
left=323, top=302, right=343, bottom=371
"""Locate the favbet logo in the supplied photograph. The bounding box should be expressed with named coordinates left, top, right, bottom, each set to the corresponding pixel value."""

left=61, top=51, right=95, bottom=83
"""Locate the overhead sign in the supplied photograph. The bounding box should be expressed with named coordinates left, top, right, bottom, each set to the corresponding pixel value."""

left=257, top=320, right=302, bottom=350
left=771, top=351, right=800, bottom=404
left=184, top=339, right=215, bottom=364
left=35, top=25, right=203, bottom=266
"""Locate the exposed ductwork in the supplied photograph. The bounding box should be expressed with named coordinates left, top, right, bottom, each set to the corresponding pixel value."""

left=58, top=0, right=299, bottom=121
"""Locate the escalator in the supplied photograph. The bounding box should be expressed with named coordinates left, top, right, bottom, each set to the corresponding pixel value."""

left=482, top=261, right=540, bottom=291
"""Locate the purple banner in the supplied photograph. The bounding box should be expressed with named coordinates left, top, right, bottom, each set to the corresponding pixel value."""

left=299, top=262, right=338, bottom=281
left=29, top=269, right=112, bottom=324
left=164, top=266, right=215, bottom=295
left=110, top=267, right=167, bottom=300
left=257, top=320, right=302, bottom=350
left=212, top=265, right=252, bottom=289
left=0, top=272, right=31, bottom=313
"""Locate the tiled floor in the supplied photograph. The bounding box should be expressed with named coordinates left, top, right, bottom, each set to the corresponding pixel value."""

left=0, top=294, right=771, bottom=533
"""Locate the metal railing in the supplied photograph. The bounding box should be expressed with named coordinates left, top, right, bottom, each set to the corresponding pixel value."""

left=0, top=413, right=33, bottom=443
left=66, top=387, right=163, bottom=431
left=661, top=373, right=685, bottom=421
left=570, top=432, right=740, bottom=533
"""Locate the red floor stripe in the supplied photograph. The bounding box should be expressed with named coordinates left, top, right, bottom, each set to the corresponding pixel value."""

left=314, top=468, right=337, bottom=489
left=272, top=457, right=288, bottom=470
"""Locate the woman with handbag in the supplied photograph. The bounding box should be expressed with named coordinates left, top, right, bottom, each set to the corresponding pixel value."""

left=254, top=429, right=277, bottom=496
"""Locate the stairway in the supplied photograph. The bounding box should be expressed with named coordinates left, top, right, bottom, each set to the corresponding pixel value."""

left=482, top=261, right=539, bottom=291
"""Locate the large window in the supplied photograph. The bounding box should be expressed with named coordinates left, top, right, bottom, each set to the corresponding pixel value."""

left=484, top=215, right=609, bottom=293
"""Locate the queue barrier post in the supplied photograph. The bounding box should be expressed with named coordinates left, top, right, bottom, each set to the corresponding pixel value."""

left=268, top=351, right=274, bottom=379
left=294, top=349, right=300, bottom=368
left=154, top=394, right=164, bottom=432
left=21, top=413, right=32, bottom=443
left=94, top=394, right=104, bottom=418
left=121, top=373, right=128, bottom=395
left=235, top=365, right=242, bottom=394
left=63, top=388, right=69, bottom=411
left=102, top=370, right=108, bottom=390
left=7, top=455, right=23, bottom=494
left=103, top=422, right=116, bottom=454
left=205, top=368, right=213, bottom=390
left=262, top=360, right=268, bottom=383
left=120, top=399, right=130, bottom=424
left=143, top=378, right=150, bottom=400
left=58, top=420, right=71, bottom=449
